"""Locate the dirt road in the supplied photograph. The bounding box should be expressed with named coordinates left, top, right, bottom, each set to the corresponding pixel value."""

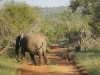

left=17, top=44, right=80, bottom=75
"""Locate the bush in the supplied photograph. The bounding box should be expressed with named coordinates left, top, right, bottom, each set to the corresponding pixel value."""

left=76, top=46, right=100, bottom=75
left=0, top=1, right=42, bottom=56
left=0, top=55, right=22, bottom=75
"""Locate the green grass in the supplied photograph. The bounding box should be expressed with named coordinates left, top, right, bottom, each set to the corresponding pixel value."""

left=76, top=46, right=100, bottom=75
left=0, top=55, right=22, bottom=75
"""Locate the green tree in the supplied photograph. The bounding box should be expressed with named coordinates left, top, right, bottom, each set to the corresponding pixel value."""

left=89, top=4, right=100, bottom=36
left=0, top=1, right=41, bottom=49
left=70, top=0, right=100, bottom=37
left=69, top=0, right=99, bottom=15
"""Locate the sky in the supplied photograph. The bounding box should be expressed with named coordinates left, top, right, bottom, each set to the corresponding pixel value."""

left=14, top=0, right=70, bottom=7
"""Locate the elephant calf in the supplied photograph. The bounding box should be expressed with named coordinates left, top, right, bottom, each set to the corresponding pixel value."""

left=62, top=49, right=76, bottom=65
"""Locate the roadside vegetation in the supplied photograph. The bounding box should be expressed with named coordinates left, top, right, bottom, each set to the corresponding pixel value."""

left=76, top=46, right=100, bottom=75
left=0, top=55, right=23, bottom=75
left=0, top=0, right=100, bottom=75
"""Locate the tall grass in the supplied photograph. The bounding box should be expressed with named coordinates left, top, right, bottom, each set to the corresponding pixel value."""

left=76, top=46, right=100, bottom=75
left=0, top=55, right=22, bottom=75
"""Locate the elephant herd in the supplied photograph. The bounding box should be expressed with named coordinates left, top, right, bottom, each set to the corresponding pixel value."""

left=15, top=34, right=76, bottom=66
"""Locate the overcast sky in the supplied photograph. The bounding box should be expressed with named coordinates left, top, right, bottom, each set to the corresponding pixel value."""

left=15, top=0, right=70, bottom=7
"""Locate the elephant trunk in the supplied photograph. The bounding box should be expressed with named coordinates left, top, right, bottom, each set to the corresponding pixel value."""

left=62, top=53, right=67, bottom=60
left=15, top=35, right=21, bottom=62
left=15, top=47, right=20, bottom=62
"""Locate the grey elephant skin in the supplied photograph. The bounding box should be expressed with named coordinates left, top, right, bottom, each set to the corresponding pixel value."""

left=62, top=50, right=76, bottom=65
left=15, top=34, right=49, bottom=65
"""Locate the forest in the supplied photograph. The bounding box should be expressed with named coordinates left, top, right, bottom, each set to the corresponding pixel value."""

left=0, top=0, right=100, bottom=75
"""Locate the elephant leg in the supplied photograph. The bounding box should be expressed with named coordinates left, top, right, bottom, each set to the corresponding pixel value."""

left=72, top=58, right=76, bottom=69
left=43, top=52, right=50, bottom=65
left=30, top=53, right=37, bottom=65
left=15, top=47, right=20, bottom=62
left=72, top=58, right=76, bottom=65
left=16, top=54, right=20, bottom=62
left=65, top=58, right=69, bottom=65
left=69, top=59, right=73, bottom=65
left=21, top=50, right=25, bottom=64
left=70, top=60, right=72, bottom=65
left=38, top=51, right=43, bottom=65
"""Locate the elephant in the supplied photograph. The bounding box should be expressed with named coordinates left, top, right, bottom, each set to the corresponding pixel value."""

left=75, top=40, right=81, bottom=52
left=15, top=34, right=50, bottom=65
left=62, top=49, right=76, bottom=65
left=75, top=46, right=81, bottom=52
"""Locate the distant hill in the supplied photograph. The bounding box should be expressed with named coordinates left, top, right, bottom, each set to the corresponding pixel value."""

left=41, top=6, right=67, bottom=18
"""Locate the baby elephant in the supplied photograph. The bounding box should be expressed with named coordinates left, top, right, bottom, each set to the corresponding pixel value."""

left=62, top=50, right=76, bottom=65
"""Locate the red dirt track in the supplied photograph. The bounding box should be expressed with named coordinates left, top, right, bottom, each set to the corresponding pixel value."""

left=17, top=44, right=81, bottom=75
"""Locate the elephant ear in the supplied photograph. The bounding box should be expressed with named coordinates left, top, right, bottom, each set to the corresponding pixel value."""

left=16, top=35, right=21, bottom=48
left=20, top=34, right=24, bottom=40
left=62, top=53, right=67, bottom=59
left=19, top=34, right=24, bottom=46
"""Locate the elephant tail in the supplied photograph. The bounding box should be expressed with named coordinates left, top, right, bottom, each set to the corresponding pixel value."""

left=32, top=42, right=44, bottom=54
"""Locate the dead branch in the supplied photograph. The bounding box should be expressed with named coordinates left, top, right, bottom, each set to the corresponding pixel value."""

left=0, top=45, right=10, bottom=55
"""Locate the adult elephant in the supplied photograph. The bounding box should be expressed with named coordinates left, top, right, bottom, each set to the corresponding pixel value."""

left=15, top=34, right=49, bottom=65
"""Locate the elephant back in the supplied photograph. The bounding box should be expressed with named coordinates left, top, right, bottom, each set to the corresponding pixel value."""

left=68, top=52, right=75, bottom=60
left=23, top=34, right=47, bottom=53
left=28, top=34, right=46, bottom=44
